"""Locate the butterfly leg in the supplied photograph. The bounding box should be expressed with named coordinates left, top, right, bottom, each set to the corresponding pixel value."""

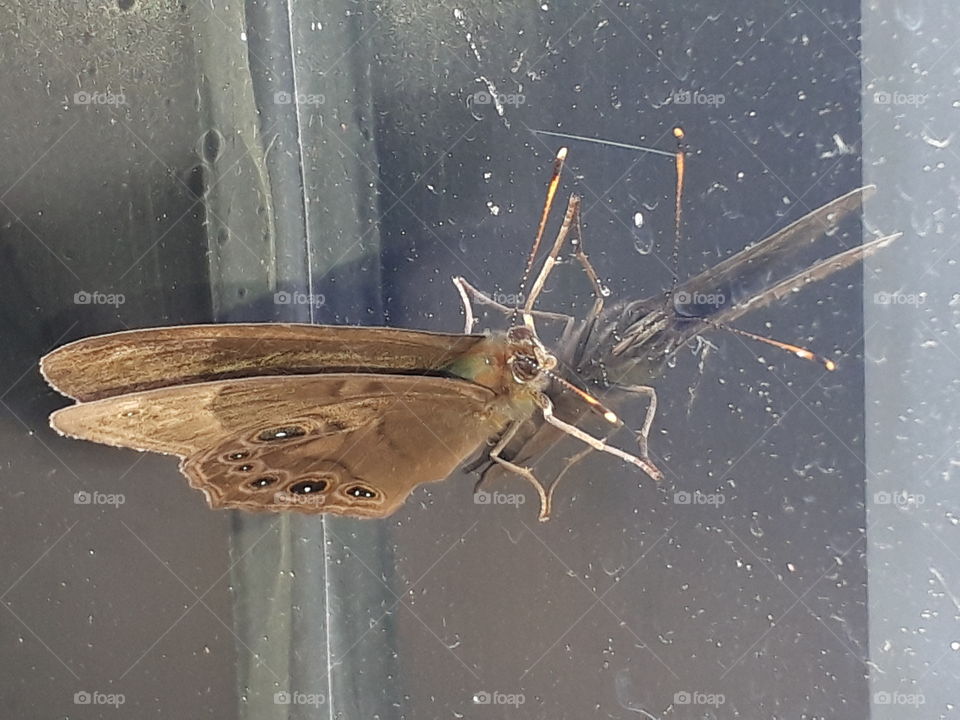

left=486, top=420, right=552, bottom=521
left=544, top=425, right=617, bottom=517
left=544, top=382, right=660, bottom=512
left=523, top=193, right=611, bottom=328
left=453, top=275, right=478, bottom=333
left=616, top=383, right=658, bottom=459
left=454, top=193, right=591, bottom=336
left=455, top=194, right=611, bottom=335
left=522, top=193, right=581, bottom=315
left=536, top=392, right=663, bottom=484
left=566, top=193, right=607, bottom=327
left=452, top=276, right=577, bottom=334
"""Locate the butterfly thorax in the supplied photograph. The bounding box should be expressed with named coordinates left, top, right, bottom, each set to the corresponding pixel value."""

left=443, top=326, right=554, bottom=423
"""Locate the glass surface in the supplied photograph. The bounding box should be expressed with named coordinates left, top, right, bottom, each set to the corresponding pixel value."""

left=1, top=1, right=953, bottom=717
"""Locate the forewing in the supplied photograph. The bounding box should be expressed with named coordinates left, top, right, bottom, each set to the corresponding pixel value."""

left=40, top=324, right=487, bottom=402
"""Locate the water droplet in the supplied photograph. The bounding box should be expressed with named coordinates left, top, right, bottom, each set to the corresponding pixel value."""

left=633, top=228, right=654, bottom=255
left=895, top=4, right=924, bottom=30
left=921, top=130, right=952, bottom=149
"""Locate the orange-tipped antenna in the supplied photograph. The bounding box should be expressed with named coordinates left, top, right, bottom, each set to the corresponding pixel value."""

left=517, top=147, right=567, bottom=323
left=703, top=319, right=837, bottom=371
left=670, top=127, right=686, bottom=294
left=545, top=370, right=621, bottom=425
left=530, top=127, right=686, bottom=300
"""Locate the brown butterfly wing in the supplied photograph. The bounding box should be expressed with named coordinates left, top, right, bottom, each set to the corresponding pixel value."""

left=50, top=374, right=500, bottom=518
left=40, top=324, right=487, bottom=402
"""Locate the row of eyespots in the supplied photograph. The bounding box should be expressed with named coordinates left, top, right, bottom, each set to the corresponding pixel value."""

left=243, top=475, right=377, bottom=499
left=223, top=425, right=376, bottom=499
left=241, top=476, right=326, bottom=493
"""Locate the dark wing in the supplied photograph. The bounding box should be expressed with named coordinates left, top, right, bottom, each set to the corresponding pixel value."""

left=675, top=186, right=875, bottom=315
left=714, top=231, right=902, bottom=324
left=50, top=374, right=499, bottom=518
left=40, top=323, right=486, bottom=402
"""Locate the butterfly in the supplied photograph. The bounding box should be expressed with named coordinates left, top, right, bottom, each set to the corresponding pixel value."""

left=40, top=140, right=899, bottom=521
left=39, top=148, right=660, bottom=521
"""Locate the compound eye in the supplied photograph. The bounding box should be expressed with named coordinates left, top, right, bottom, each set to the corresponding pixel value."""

left=511, top=354, right=541, bottom=382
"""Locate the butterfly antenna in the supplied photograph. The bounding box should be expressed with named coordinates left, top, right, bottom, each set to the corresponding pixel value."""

left=544, top=369, right=620, bottom=425
left=516, top=147, right=567, bottom=327
left=669, top=127, right=686, bottom=296
left=523, top=129, right=683, bottom=319
left=700, top=318, right=837, bottom=371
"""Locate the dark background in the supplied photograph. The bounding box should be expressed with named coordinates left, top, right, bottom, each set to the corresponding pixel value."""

left=1, top=1, right=937, bottom=718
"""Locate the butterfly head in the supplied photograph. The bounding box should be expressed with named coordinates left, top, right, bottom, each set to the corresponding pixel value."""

left=505, top=325, right=557, bottom=384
